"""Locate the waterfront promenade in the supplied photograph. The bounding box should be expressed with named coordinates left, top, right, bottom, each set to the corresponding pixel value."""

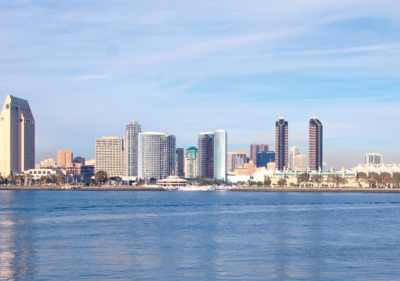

left=1, top=185, right=400, bottom=192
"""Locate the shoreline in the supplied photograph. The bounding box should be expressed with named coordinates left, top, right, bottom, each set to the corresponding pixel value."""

left=0, top=186, right=166, bottom=191
left=1, top=186, right=400, bottom=193
left=229, top=187, right=400, bottom=193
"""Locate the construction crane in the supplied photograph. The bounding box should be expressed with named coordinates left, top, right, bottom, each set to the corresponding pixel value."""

left=36, top=152, right=57, bottom=169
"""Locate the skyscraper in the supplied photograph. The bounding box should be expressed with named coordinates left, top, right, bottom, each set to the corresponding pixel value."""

left=95, top=136, right=123, bottom=177
left=256, top=151, right=275, bottom=168
left=309, top=117, right=323, bottom=171
left=198, top=132, right=215, bottom=179
left=214, top=130, right=227, bottom=182
left=57, top=149, right=73, bottom=168
left=0, top=95, right=35, bottom=176
left=227, top=152, right=233, bottom=172
left=289, top=146, right=300, bottom=170
left=184, top=147, right=198, bottom=178
left=138, top=132, right=176, bottom=180
left=275, top=117, right=288, bottom=170
left=250, top=144, right=269, bottom=164
left=365, top=153, right=382, bottom=165
left=294, top=154, right=307, bottom=171
left=124, top=120, right=141, bottom=177
left=230, top=151, right=247, bottom=170
left=175, top=148, right=184, bottom=177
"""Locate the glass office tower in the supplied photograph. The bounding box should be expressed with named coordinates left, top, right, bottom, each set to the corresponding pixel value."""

left=214, top=130, right=227, bottom=182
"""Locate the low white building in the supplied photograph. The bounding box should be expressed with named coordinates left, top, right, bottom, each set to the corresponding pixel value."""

left=40, top=158, right=57, bottom=168
left=227, top=175, right=251, bottom=183
left=25, top=169, right=57, bottom=180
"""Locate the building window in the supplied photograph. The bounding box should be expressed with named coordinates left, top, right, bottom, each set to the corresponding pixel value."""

left=6, top=104, right=9, bottom=109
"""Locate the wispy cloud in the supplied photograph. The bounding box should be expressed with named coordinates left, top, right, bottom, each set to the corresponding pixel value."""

left=112, top=27, right=305, bottom=70
left=64, top=74, right=111, bottom=81
left=287, top=44, right=400, bottom=56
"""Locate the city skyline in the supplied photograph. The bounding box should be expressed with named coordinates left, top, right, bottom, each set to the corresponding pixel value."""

left=11, top=103, right=395, bottom=170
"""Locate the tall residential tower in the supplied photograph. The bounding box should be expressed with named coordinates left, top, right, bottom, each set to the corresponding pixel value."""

left=289, top=146, right=300, bottom=170
left=197, top=130, right=228, bottom=181
left=197, top=132, right=215, bottom=179
left=275, top=117, right=288, bottom=170
left=0, top=95, right=35, bottom=176
left=214, top=130, right=227, bottom=182
left=184, top=147, right=198, bottom=178
left=138, top=132, right=176, bottom=180
left=124, top=120, right=141, bottom=177
left=309, top=117, right=323, bottom=171
left=95, top=136, right=124, bottom=177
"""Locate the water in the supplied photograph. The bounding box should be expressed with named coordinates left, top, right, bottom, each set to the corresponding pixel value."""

left=1, top=191, right=400, bottom=280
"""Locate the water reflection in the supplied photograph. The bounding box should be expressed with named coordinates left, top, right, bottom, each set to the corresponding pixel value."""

left=0, top=191, right=36, bottom=279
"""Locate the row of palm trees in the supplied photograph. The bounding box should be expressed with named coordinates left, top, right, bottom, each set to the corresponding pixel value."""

left=358, top=174, right=400, bottom=188
left=0, top=174, right=67, bottom=186
left=296, top=173, right=348, bottom=187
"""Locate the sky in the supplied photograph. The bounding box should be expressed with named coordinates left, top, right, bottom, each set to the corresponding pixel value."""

left=1, top=0, right=400, bottom=169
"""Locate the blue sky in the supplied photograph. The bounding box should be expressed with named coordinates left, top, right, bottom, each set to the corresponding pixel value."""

left=1, top=0, right=400, bottom=168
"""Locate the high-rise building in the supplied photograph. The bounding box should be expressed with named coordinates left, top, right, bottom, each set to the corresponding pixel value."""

left=256, top=151, right=275, bottom=168
left=197, top=130, right=227, bottom=181
left=227, top=152, right=233, bottom=172
left=250, top=144, right=269, bottom=163
left=184, top=147, right=198, bottom=178
left=214, top=130, right=227, bottom=182
left=95, top=136, right=123, bottom=177
left=124, top=120, right=141, bottom=177
left=198, top=132, right=215, bottom=179
left=293, top=154, right=307, bottom=171
left=289, top=146, right=300, bottom=170
left=230, top=151, right=247, bottom=170
left=57, top=149, right=73, bottom=168
left=138, top=132, right=176, bottom=180
left=365, top=153, right=382, bottom=165
left=309, top=117, right=323, bottom=171
left=73, top=156, right=86, bottom=165
left=0, top=95, right=35, bottom=176
left=275, top=117, right=288, bottom=170
left=322, top=161, right=327, bottom=171
left=175, top=148, right=184, bottom=177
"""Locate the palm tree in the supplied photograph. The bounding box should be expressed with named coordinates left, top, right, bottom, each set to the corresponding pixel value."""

left=297, top=173, right=309, bottom=187
left=24, top=174, right=33, bottom=186
left=310, top=175, right=324, bottom=188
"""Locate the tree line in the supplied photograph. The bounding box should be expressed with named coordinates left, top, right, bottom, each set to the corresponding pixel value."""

left=358, top=174, right=400, bottom=188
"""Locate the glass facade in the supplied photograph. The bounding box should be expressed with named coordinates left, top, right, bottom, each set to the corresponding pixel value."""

left=138, top=132, right=176, bottom=180
left=198, top=133, right=215, bottom=179
left=214, top=130, right=227, bottom=182
left=124, top=120, right=141, bottom=177
left=275, top=117, right=288, bottom=170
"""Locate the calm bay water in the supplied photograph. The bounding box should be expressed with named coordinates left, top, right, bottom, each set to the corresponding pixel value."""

left=1, top=191, right=400, bottom=280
